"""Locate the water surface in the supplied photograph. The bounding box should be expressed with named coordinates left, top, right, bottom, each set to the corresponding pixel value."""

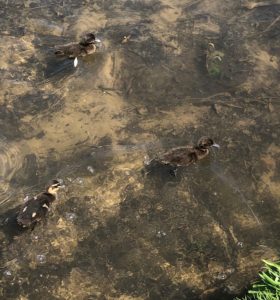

left=0, top=0, right=280, bottom=299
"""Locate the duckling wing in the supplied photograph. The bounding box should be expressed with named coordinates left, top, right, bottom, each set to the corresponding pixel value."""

left=17, top=193, right=51, bottom=227
left=54, top=43, right=82, bottom=58
left=159, top=146, right=197, bottom=166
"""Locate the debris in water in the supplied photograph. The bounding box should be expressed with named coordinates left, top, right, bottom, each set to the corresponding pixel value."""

left=87, top=166, right=95, bottom=174
left=65, top=212, right=77, bottom=222
left=215, top=273, right=227, bottom=280
left=74, top=57, right=78, bottom=67
left=241, top=0, right=280, bottom=10
left=23, top=195, right=30, bottom=202
left=75, top=177, right=84, bottom=185
left=3, top=270, right=12, bottom=277
left=156, top=231, right=167, bottom=238
left=32, top=235, right=39, bottom=242
left=237, top=241, right=244, bottom=248
left=121, top=35, right=131, bottom=44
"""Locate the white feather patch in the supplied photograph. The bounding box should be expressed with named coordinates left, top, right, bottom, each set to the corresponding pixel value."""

left=42, top=204, right=49, bottom=210
left=74, top=57, right=78, bottom=67
left=23, top=206, right=27, bottom=212
left=32, top=212, right=37, bottom=218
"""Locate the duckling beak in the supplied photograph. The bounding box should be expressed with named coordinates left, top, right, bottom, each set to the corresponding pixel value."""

left=212, top=143, right=220, bottom=148
left=57, top=179, right=66, bottom=188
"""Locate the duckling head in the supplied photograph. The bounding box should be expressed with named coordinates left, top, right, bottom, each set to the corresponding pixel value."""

left=197, top=137, right=220, bottom=149
left=46, top=179, right=64, bottom=195
left=80, top=32, right=103, bottom=49
left=81, top=33, right=96, bottom=44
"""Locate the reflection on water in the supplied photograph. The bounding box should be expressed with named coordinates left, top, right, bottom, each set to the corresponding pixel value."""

left=0, top=0, right=280, bottom=299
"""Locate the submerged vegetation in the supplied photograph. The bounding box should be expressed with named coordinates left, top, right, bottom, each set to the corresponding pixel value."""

left=236, top=260, right=280, bottom=300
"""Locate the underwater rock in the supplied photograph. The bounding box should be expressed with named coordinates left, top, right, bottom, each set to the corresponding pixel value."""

left=36, top=254, right=47, bottom=264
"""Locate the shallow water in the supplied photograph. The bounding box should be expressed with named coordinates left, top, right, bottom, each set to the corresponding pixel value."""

left=0, top=0, right=280, bottom=299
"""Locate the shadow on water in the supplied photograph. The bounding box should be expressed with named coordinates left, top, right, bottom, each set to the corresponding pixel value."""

left=0, top=0, right=280, bottom=299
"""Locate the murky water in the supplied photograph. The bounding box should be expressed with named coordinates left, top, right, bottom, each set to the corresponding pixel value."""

left=0, top=0, right=280, bottom=299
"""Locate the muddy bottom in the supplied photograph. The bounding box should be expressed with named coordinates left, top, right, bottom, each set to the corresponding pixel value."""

left=0, top=0, right=280, bottom=299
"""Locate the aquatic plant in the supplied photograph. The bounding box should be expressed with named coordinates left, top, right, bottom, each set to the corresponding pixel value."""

left=235, top=260, right=280, bottom=300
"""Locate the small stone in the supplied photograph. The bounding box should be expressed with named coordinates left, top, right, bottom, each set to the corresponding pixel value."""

left=32, top=235, right=39, bottom=242
left=237, top=241, right=244, bottom=248
left=3, top=270, right=12, bottom=277
left=215, top=273, right=226, bottom=280
left=156, top=231, right=167, bottom=238
left=75, top=177, right=84, bottom=185
left=65, top=212, right=77, bottom=222
left=36, top=254, right=47, bottom=264
left=137, top=106, right=148, bottom=115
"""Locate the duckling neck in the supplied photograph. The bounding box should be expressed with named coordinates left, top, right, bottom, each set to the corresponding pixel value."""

left=194, top=147, right=209, bottom=158
left=44, top=191, right=57, bottom=201
left=79, top=41, right=88, bottom=46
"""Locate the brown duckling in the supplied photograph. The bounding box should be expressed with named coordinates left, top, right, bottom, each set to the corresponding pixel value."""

left=145, top=137, right=220, bottom=169
left=54, top=33, right=101, bottom=59
left=17, top=179, right=64, bottom=229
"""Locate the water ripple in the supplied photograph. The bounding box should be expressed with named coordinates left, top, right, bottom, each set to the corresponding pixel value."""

left=0, top=138, right=23, bottom=206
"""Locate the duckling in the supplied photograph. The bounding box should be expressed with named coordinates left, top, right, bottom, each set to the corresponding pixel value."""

left=206, top=42, right=224, bottom=78
left=17, top=179, right=64, bottom=229
left=54, top=33, right=101, bottom=58
left=145, top=137, right=220, bottom=169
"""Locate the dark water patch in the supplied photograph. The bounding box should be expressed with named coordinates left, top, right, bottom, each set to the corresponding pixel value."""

left=124, top=0, right=163, bottom=13
left=0, top=105, right=22, bottom=139
left=10, top=154, right=39, bottom=187
left=13, top=91, right=61, bottom=117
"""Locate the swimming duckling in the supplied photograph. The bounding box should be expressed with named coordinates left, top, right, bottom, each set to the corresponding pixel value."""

left=54, top=33, right=101, bottom=58
left=206, top=42, right=224, bottom=78
left=17, top=180, right=64, bottom=229
left=145, top=137, right=220, bottom=169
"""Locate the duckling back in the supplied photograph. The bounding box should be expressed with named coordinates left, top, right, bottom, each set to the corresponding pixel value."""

left=17, top=192, right=55, bottom=228
left=54, top=32, right=101, bottom=58
left=54, top=43, right=86, bottom=58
